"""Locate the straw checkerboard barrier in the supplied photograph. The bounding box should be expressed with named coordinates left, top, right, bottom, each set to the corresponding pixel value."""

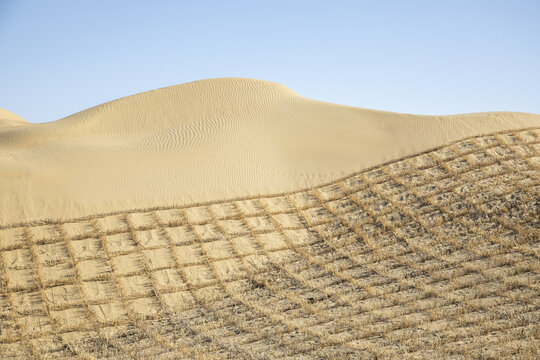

left=1, top=128, right=539, bottom=359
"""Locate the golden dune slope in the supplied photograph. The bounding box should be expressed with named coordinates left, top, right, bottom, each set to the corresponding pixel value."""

left=1, top=78, right=539, bottom=226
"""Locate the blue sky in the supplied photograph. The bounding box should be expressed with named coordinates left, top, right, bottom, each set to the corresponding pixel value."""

left=1, top=0, right=539, bottom=123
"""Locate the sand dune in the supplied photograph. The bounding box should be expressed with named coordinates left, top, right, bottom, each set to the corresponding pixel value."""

left=1, top=78, right=539, bottom=226
left=1, top=78, right=539, bottom=359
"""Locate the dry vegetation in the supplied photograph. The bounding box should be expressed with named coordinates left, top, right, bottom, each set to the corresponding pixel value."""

left=0, top=128, right=539, bottom=359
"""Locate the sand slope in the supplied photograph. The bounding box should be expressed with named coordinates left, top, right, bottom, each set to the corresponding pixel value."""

left=1, top=78, right=539, bottom=226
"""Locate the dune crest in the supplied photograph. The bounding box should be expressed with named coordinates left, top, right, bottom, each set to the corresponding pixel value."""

left=1, top=78, right=539, bottom=226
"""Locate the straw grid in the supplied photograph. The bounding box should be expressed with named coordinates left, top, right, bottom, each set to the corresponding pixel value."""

left=1, top=128, right=539, bottom=359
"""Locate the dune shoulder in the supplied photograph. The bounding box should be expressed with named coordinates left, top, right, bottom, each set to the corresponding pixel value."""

left=0, top=108, right=29, bottom=129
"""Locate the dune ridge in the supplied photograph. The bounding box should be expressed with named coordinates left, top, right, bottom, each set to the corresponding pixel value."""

left=1, top=78, right=539, bottom=226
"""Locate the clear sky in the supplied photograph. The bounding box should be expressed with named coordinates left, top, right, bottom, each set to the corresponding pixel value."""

left=1, top=0, right=539, bottom=123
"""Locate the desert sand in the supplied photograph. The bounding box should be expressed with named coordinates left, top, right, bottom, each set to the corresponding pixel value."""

left=1, top=78, right=539, bottom=226
left=0, top=78, right=539, bottom=359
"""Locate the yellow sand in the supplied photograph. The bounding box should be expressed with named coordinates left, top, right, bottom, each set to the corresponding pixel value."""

left=0, top=108, right=28, bottom=129
left=1, top=78, right=539, bottom=226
